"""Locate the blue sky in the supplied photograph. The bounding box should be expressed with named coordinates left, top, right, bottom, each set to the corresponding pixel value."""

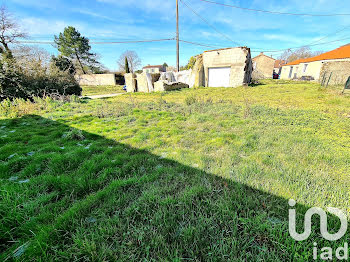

left=4, top=0, right=350, bottom=71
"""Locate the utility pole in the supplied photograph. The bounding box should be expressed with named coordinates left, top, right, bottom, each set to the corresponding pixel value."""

left=176, top=0, right=180, bottom=72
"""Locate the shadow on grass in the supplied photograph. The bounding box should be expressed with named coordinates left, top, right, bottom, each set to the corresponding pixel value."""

left=248, top=82, right=265, bottom=87
left=0, top=115, right=348, bottom=261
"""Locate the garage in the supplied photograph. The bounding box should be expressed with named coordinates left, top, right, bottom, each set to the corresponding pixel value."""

left=208, top=67, right=231, bottom=87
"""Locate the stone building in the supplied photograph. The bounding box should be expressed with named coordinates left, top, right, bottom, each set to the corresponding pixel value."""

left=142, top=65, right=166, bottom=74
left=280, top=44, right=350, bottom=83
left=252, top=52, right=276, bottom=79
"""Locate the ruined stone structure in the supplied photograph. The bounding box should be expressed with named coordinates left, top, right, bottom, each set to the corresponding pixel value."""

left=125, top=47, right=252, bottom=92
left=154, top=81, right=189, bottom=92
left=124, top=73, right=137, bottom=92
left=190, top=54, right=205, bottom=87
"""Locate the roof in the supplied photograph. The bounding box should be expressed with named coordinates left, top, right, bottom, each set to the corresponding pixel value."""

left=274, top=60, right=286, bottom=68
left=283, top=44, right=350, bottom=66
left=203, top=46, right=250, bottom=53
left=305, top=44, right=350, bottom=62
left=143, top=65, right=164, bottom=69
left=252, top=52, right=275, bottom=61
left=284, top=58, right=310, bottom=66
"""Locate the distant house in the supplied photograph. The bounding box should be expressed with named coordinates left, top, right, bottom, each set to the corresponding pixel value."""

left=274, top=60, right=286, bottom=75
left=280, top=44, right=350, bottom=83
left=252, top=52, right=276, bottom=79
left=142, top=65, right=166, bottom=74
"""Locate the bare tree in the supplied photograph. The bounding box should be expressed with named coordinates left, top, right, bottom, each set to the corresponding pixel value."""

left=0, top=5, right=27, bottom=58
left=12, top=45, right=51, bottom=64
left=279, top=47, right=323, bottom=63
left=117, top=50, right=141, bottom=73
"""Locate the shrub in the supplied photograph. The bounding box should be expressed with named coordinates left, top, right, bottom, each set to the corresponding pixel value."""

left=185, top=95, right=197, bottom=106
left=0, top=56, right=81, bottom=101
left=62, top=129, right=85, bottom=140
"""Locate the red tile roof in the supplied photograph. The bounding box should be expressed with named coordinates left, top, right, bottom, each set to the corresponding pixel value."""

left=305, top=44, right=350, bottom=62
left=284, top=58, right=310, bottom=66
left=253, top=52, right=275, bottom=61
left=284, top=44, right=350, bottom=66
left=274, top=60, right=286, bottom=68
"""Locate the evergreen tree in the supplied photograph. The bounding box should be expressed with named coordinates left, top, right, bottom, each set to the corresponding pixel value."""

left=54, top=26, right=97, bottom=74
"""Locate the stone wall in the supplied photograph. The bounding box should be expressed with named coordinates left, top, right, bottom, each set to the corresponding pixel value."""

left=319, top=61, right=350, bottom=85
left=76, top=74, right=117, bottom=86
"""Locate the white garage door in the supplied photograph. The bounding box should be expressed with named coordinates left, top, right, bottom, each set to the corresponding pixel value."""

left=208, top=67, right=231, bottom=87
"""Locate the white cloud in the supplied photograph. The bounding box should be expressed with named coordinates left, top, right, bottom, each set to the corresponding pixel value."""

left=20, top=17, right=73, bottom=36
left=96, top=0, right=175, bottom=14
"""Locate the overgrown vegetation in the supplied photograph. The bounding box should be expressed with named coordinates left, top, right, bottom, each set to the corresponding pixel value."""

left=1, top=81, right=350, bottom=260
left=0, top=56, right=81, bottom=100
left=0, top=7, right=82, bottom=100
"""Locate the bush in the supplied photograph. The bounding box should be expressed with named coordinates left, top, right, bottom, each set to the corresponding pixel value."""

left=0, top=57, right=81, bottom=101
left=185, top=95, right=198, bottom=106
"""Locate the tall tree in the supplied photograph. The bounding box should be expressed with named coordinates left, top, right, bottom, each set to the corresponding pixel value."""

left=117, top=50, right=141, bottom=73
left=54, top=26, right=97, bottom=74
left=0, top=5, right=27, bottom=59
left=125, top=57, right=130, bottom=73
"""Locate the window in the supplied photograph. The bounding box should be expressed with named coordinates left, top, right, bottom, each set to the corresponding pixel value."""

left=151, top=69, right=154, bottom=73
left=303, top=64, right=308, bottom=73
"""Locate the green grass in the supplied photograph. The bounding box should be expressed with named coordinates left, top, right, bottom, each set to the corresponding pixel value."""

left=1, top=80, right=350, bottom=260
left=81, top=85, right=125, bottom=96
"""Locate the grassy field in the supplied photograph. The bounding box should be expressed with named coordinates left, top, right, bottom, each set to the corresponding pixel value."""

left=1, top=80, right=350, bottom=261
left=81, top=85, right=125, bottom=96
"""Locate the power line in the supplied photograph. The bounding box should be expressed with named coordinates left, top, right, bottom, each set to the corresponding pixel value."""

left=179, top=0, right=242, bottom=46
left=17, top=38, right=175, bottom=45
left=255, top=36, right=350, bottom=53
left=179, top=39, right=223, bottom=48
left=307, top=25, right=350, bottom=45
left=198, top=0, right=350, bottom=17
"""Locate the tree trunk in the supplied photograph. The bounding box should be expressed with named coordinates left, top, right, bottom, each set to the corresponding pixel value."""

left=75, top=52, right=86, bottom=74
left=0, top=41, right=13, bottom=58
